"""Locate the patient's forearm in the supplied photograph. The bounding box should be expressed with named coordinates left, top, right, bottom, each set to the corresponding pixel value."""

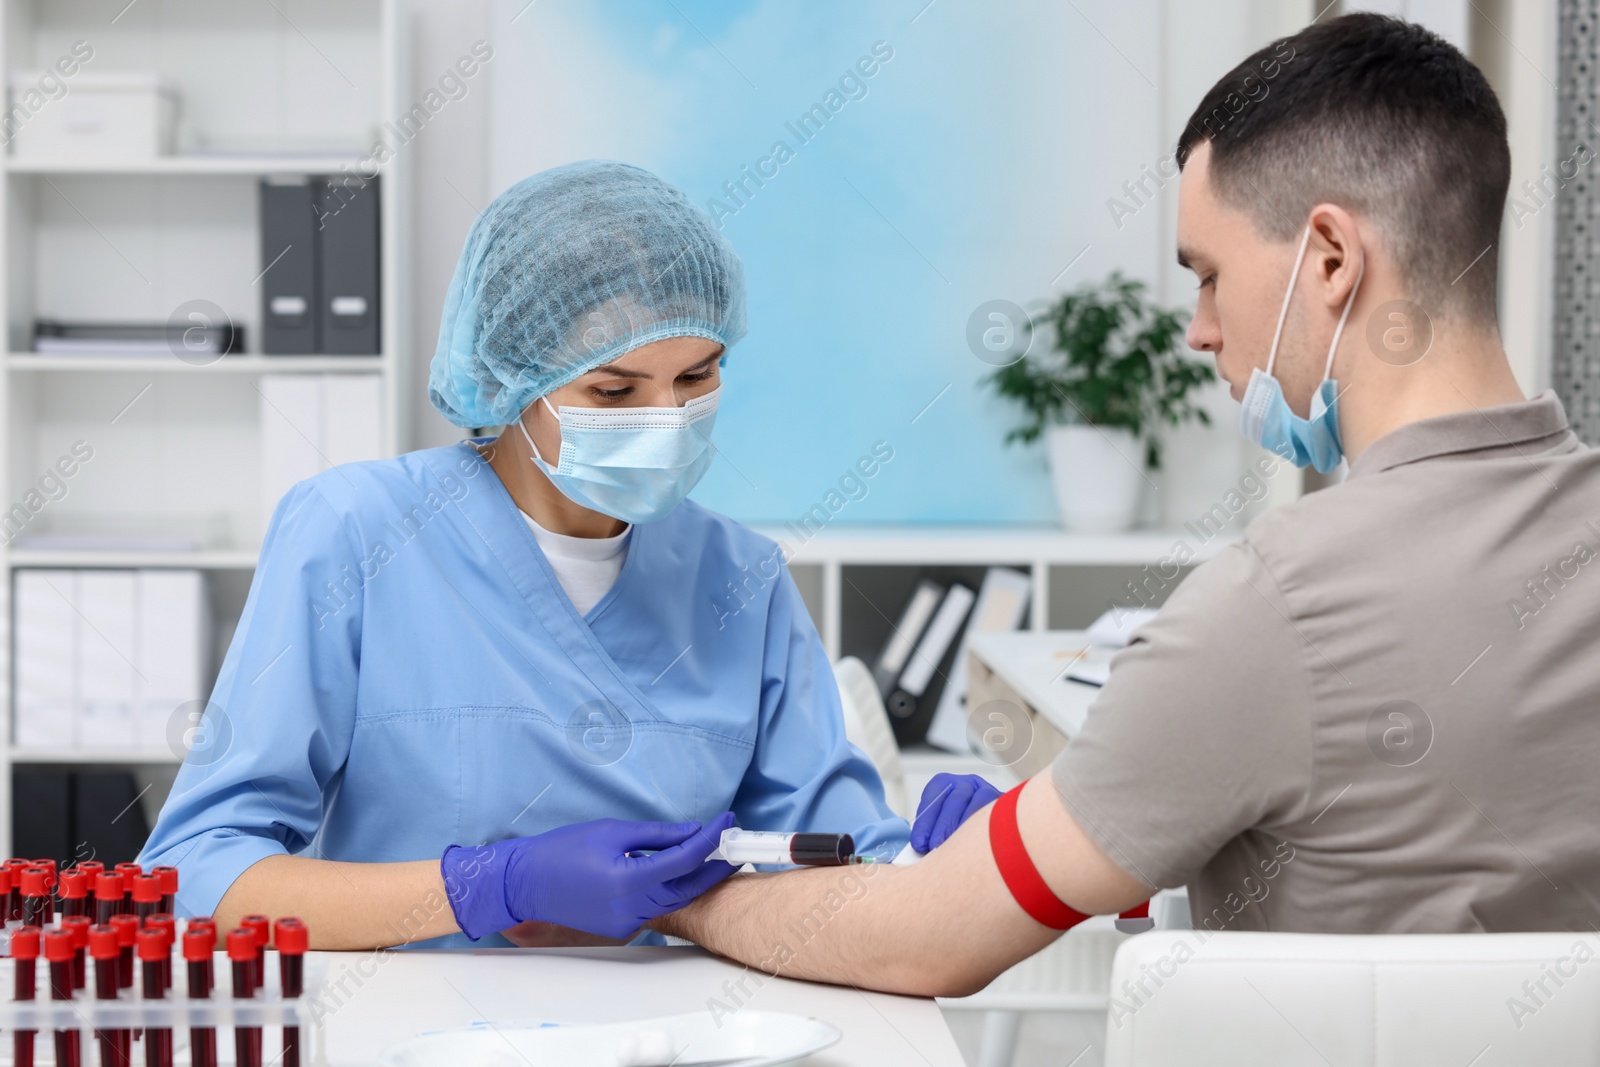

left=654, top=810, right=1056, bottom=998
left=215, top=855, right=459, bottom=950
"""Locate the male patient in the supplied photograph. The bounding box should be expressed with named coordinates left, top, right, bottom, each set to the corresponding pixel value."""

left=654, top=13, right=1600, bottom=997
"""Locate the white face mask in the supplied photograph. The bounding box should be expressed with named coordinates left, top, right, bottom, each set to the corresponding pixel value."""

left=517, top=386, right=721, bottom=524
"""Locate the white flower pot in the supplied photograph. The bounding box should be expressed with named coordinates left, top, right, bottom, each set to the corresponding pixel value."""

left=1045, top=424, right=1145, bottom=533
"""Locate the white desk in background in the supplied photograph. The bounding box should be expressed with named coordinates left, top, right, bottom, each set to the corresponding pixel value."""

left=963, top=630, right=1109, bottom=780
left=309, top=946, right=966, bottom=1066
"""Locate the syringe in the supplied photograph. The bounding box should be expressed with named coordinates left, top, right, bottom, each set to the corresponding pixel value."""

left=707, top=829, right=856, bottom=867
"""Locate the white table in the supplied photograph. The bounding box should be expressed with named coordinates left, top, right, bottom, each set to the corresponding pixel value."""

left=307, top=945, right=966, bottom=1066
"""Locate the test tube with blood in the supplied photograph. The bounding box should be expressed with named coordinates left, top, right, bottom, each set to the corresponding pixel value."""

left=228, top=928, right=263, bottom=1067
left=44, top=928, right=80, bottom=1067
left=57, top=870, right=89, bottom=921
left=183, top=926, right=218, bottom=1067
left=89, top=924, right=125, bottom=1067
left=240, top=915, right=270, bottom=994
left=131, top=875, right=162, bottom=927
left=33, top=861, right=56, bottom=924
left=146, top=914, right=176, bottom=993
left=2, top=861, right=22, bottom=922
left=151, top=867, right=178, bottom=915
left=138, top=929, right=174, bottom=1067
left=12, top=925, right=38, bottom=1067
left=109, top=913, right=140, bottom=990
left=19, top=867, right=48, bottom=927
left=275, top=918, right=308, bottom=1067
left=61, top=916, right=92, bottom=991
left=0, top=866, right=13, bottom=925
left=113, top=865, right=141, bottom=915
left=95, top=872, right=125, bottom=926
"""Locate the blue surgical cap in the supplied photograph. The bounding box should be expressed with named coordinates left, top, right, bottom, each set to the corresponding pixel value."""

left=428, top=160, right=748, bottom=428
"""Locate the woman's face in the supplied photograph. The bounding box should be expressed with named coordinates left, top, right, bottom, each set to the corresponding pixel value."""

left=522, top=334, right=723, bottom=466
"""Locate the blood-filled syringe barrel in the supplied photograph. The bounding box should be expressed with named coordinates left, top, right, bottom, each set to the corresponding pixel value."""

left=711, top=829, right=855, bottom=867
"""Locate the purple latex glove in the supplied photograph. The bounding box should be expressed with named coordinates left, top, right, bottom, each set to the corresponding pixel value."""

left=911, top=773, right=1003, bottom=853
left=442, top=812, right=738, bottom=941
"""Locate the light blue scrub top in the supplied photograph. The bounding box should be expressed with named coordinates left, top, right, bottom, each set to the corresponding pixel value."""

left=139, top=442, right=908, bottom=947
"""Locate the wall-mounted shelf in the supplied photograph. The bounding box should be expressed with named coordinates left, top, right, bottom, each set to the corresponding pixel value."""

left=12, top=747, right=180, bottom=765
left=7, top=354, right=389, bottom=373
left=9, top=548, right=259, bottom=569
left=6, top=155, right=371, bottom=176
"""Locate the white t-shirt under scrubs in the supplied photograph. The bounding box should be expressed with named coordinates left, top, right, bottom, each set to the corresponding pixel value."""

left=522, top=512, right=630, bottom=616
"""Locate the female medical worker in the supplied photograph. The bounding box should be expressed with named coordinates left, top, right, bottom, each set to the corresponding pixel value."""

left=139, top=161, right=908, bottom=949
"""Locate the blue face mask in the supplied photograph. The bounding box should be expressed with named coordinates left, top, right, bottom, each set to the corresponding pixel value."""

left=1238, top=226, right=1364, bottom=474
left=517, top=386, right=720, bottom=524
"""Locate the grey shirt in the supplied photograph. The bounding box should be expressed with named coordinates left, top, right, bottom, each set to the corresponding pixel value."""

left=1051, top=391, right=1600, bottom=933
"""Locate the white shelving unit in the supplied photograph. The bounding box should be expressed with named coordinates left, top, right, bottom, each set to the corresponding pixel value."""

left=752, top=524, right=1232, bottom=661
left=0, top=0, right=410, bottom=856
left=753, top=523, right=1234, bottom=792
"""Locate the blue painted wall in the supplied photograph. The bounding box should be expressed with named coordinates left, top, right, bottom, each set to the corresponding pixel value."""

left=492, top=0, right=1167, bottom=525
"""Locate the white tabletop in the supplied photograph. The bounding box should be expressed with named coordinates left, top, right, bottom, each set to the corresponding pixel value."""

left=965, top=629, right=1106, bottom=738
left=308, top=945, right=966, bottom=1066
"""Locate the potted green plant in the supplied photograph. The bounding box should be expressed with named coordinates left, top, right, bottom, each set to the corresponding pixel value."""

left=988, top=273, right=1215, bottom=532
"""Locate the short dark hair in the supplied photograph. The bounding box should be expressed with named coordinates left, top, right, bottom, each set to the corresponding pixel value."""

left=1175, top=13, right=1509, bottom=322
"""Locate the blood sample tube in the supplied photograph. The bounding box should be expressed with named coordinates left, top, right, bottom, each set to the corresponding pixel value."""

left=19, top=867, right=48, bottom=927
left=131, top=875, right=162, bottom=926
left=109, top=913, right=140, bottom=990
left=3, top=860, right=24, bottom=922
left=57, top=870, right=89, bottom=920
left=12, top=925, right=38, bottom=1067
left=138, top=929, right=173, bottom=1067
left=34, top=861, right=57, bottom=925
left=61, top=916, right=92, bottom=991
left=274, top=918, right=307, bottom=1067
left=151, top=867, right=178, bottom=915
left=240, top=915, right=270, bottom=994
left=76, top=860, right=105, bottom=881
left=183, top=926, right=217, bottom=1067
left=89, top=925, right=124, bottom=1067
left=146, top=914, right=176, bottom=993
left=113, top=864, right=141, bottom=915
left=0, top=866, right=13, bottom=925
left=94, top=872, right=125, bottom=926
left=44, top=928, right=80, bottom=1067
left=228, top=928, right=263, bottom=1067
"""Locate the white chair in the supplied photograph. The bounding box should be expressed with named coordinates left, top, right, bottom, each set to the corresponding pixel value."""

left=1105, top=931, right=1600, bottom=1066
left=832, top=655, right=910, bottom=818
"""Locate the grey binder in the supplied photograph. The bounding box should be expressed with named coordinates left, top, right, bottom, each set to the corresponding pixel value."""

left=316, top=174, right=382, bottom=355
left=259, top=176, right=319, bottom=354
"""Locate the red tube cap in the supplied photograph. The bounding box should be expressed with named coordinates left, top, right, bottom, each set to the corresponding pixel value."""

left=136, top=928, right=167, bottom=962
left=273, top=918, right=308, bottom=955
left=182, top=927, right=214, bottom=962
left=147, top=914, right=175, bottom=945
left=88, top=925, right=119, bottom=961
left=62, top=916, right=91, bottom=949
left=131, top=874, right=162, bottom=905
left=58, top=870, right=88, bottom=900
left=94, top=872, right=124, bottom=901
left=20, top=867, right=47, bottom=897
left=43, top=929, right=74, bottom=963
left=241, top=914, right=270, bottom=950
left=76, top=860, right=105, bottom=877
left=114, top=862, right=141, bottom=879
left=109, top=913, right=140, bottom=947
left=153, top=866, right=179, bottom=894
left=33, top=860, right=57, bottom=888
left=11, top=926, right=39, bottom=960
left=226, top=928, right=256, bottom=962
left=0, top=867, right=11, bottom=893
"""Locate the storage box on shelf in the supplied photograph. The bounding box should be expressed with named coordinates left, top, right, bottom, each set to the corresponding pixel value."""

left=0, top=0, right=411, bottom=857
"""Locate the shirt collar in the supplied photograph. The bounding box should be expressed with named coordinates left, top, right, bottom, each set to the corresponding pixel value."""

left=1348, top=390, right=1580, bottom=479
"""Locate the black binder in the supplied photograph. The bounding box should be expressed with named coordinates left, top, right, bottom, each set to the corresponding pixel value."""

left=259, top=177, right=320, bottom=354
left=316, top=174, right=382, bottom=355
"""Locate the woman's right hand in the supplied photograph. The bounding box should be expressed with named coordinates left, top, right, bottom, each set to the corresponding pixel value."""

left=441, top=812, right=738, bottom=941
